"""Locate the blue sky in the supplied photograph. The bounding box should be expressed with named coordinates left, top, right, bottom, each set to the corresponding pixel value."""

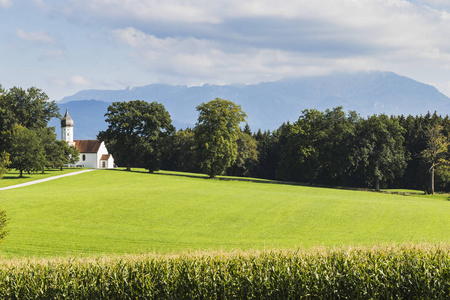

left=2, top=0, right=450, bottom=101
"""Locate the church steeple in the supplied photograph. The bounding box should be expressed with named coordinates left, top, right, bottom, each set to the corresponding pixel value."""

left=61, top=108, right=74, bottom=145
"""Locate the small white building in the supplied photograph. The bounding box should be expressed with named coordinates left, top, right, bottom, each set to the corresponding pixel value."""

left=61, top=109, right=115, bottom=169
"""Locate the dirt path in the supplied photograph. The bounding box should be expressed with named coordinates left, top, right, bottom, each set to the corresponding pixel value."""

left=0, top=169, right=96, bottom=191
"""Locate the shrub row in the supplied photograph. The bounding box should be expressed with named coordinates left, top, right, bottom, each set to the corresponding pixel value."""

left=0, top=245, right=448, bottom=299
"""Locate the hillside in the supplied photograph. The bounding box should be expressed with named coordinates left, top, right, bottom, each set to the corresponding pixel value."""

left=0, top=169, right=448, bottom=258
left=52, top=71, right=450, bottom=139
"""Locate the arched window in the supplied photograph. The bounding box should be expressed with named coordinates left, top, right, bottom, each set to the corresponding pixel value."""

left=82, top=154, right=86, bottom=161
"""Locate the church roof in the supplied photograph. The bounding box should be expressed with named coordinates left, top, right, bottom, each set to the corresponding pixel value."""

left=61, top=108, right=74, bottom=127
left=100, top=154, right=111, bottom=160
left=74, top=140, right=102, bottom=153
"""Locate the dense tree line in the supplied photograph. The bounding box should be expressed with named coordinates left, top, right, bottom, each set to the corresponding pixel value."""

left=98, top=98, right=450, bottom=193
left=2, top=84, right=450, bottom=193
left=0, top=85, right=79, bottom=178
left=162, top=106, right=450, bottom=193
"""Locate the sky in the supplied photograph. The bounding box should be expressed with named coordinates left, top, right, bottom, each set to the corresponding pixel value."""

left=2, top=0, right=450, bottom=101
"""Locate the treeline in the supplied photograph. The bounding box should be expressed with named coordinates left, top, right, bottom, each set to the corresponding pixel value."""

left=161, top=107, right=450, bottom=193
left=99, top=98, right=450, bottom=193
left=2, top=84, right=450, bottom=193
left=0, top=85, right=79, bottom=178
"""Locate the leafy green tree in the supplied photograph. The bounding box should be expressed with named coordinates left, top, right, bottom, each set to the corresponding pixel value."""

left=165, top=128, right=198, bottom=172
left=0, top=86, right=59, bottom=153
left=47, top=140, right=80, bottom=170
left=195, top=98, right=247, bottom=178
left=228, top=131, right=259, bottom=177
left=277, top=107, right=357, bottom=185
left=98, top=100, right=175, bottom=172
left=421, top=124, right=449, bottom=194
left=7, top=124, right=46, bottom=177
left=0, top=151, right=10, bottom=179
left=353, top=114, right=407, bottom=191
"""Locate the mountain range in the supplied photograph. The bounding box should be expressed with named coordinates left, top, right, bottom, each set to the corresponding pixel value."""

left=49, top=71, right=450, bottom=139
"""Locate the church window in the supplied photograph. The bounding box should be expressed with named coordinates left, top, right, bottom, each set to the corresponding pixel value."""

left=82, top=154, right=86, bottom=161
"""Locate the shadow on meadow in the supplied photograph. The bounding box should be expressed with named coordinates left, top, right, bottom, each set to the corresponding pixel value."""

left=2, top=169, right=66, bottom=180
left=107, top=168, right=443, bottom=200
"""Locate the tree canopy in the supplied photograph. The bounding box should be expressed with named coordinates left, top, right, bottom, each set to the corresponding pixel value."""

left=98, top=100, right=175, bottom=172
left=421, top=124, right=449, bottom=194
left=195, top=98, right=247, bottom=178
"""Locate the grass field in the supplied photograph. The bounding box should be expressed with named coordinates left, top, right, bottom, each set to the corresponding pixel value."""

left=0, top=168, right=88, bottom=188
left=0, top=169, right=449, bottom=258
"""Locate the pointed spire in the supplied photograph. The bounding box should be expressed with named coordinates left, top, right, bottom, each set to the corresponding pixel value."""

left=61, top=108, right=74, bottom=127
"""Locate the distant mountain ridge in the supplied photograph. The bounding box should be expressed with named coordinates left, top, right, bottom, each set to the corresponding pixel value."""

left=52, top=71, right=450, bottom=139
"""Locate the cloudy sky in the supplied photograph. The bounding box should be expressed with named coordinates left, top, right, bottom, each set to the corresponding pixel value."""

left=2, top=0, right=450, bottom=101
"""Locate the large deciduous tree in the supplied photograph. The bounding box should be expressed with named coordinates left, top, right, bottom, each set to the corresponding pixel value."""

left=353, top=114, right=408, bottom=191
left=277, top=107, right=357, bottom=185
left=0, top=87, right=59, bottom=150
left=195, top=98, right=247, bottom=178
left=421, top=124, right=449, bottom=194
left=0, top=151, right=10, bottom=179
left=98, top=100, right=174, bottom=172
left=165, top=128, right=198, bottom=173
left=228, top=130, right=259, bottom=177
left=7, top=124, right=46, bottom=178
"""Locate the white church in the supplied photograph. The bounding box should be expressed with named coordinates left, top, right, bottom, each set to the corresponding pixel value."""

left=61, top=109, right=115, bottom=169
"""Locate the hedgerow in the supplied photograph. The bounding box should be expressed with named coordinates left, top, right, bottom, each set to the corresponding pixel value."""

left=0, top=244, right=448, bottom=299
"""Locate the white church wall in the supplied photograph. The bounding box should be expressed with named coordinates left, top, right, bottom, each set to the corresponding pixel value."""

left=107, top=155, right=115, bottom=168
left=75, top=153, right=98, bottom=168
left=98, top=142, right=115, bottom=168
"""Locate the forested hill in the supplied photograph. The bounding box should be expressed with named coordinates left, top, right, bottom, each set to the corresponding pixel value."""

left=53, top=71, right=450, bottom=139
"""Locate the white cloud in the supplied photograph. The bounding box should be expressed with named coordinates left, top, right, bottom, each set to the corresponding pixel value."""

left=113, top=27, right=373, bottom=85
left=52, top=75, right=90, bottom=87
left=0, top=0, right=13, bottom=8
left=16, top=28, right=54, bottom=43
left=30, top=0, right=450, bottom=93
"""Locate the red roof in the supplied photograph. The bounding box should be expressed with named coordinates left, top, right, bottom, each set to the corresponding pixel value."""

left=100, top=154, right=110, bottom=160
left=74, top=140, right=102, bottom=153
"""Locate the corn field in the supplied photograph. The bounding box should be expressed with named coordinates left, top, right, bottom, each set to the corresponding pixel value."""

left=0, top=244, right=448, bottom=299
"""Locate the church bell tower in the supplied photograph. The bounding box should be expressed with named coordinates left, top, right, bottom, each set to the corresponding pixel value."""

left=61, top=108, right=75, bottom=146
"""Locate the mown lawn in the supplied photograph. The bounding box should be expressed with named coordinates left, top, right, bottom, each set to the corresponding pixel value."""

left=0, top=169, right=448, bottom=258
left=0, top=168, right=88, bottom=188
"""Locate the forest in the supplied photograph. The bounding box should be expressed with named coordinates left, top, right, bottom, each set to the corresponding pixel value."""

left=162, top=107, right=450, bottom=193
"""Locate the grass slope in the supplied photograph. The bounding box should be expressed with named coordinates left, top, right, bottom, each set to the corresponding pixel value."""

left=0, top=168, right=88, bottom=188
left=0, top=169, right=449, bottom=258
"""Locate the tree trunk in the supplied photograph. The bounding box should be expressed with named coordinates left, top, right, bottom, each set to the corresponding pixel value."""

left=19, top=169, right=23, bottom=178
left=431, top=166, right=435, bottom=195
left=126, top=163, right=131, bottom=171
left=375, top=176, right=380, bottom=192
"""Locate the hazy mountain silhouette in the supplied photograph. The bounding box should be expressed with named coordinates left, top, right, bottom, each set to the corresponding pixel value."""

left=51, top=71, right=450, bottom=139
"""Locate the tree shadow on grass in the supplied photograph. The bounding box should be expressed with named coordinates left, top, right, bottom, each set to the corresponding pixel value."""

left=105, top=168, right=372, bottom=190
left=1, top=168, right=81, bottom=180
left=103, top=168, right=436, bottom=196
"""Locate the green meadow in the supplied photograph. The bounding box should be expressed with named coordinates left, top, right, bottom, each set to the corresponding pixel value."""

left=0, top=168, right=87, bottom=189
left=0, top=169, right=449, bottom=258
